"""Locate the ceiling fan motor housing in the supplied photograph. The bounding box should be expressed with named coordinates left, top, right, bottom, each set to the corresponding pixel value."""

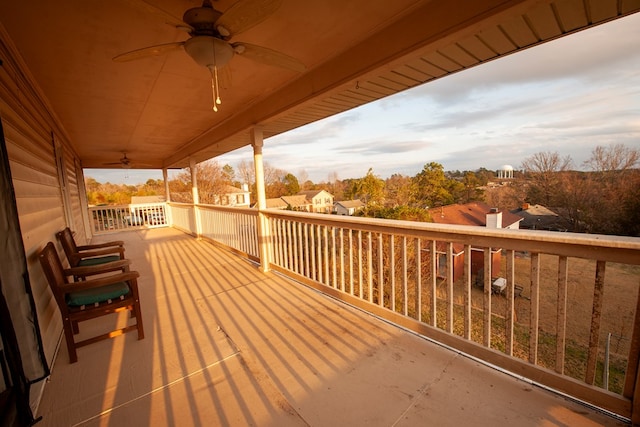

left=183, top=3, right=223, bottom=36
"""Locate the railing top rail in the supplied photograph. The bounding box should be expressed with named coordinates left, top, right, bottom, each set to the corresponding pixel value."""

left=194, top=204, right=257, bottom=215
left=261, top=208, right=640, bottom=265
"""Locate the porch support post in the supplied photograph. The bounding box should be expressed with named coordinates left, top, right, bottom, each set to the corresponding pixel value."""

left=162, top=168, right=172, bottom=227
left=190, top=158, right=202, bottom=237
left=163, top=168, right=171, bottom=202
left=251, top=126, right=271, bottom=273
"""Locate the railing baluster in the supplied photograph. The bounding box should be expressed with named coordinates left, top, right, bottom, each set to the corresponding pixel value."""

left=464, top=244, right=472, bottom=340
left=390, top=235, right=395, bottom=312
left=286, top=220, right=293, bottom=271
left=378, top=233, right=384, bottom=306
left=430, top=240, right=437, bottom=327
left=348, top=230, right=354, bottom=295
left=402, top=236, right=408, bottom=316
left=311, top=224, right=317, bottom=282
left=529, top=252, right=541, bottom=364
left=483, top=247, right=492, bottom=346
left=415, top=238, right=421, bottom=322
left=323, top=226, right=329, bottom=286
left=358, top=230, right=363, bottom=299
left=332, top=226, right=337, bottom=288
left=339, top=228, right=345, bottom=292
left=304, top=223, right=310, bottom=277
left=506, top=249, right=515, bottom=356
left=556, top=256, right=568, bottom=374
left=447, top=242, right=454, bottom=334
left=367, top=232, right=373, bottom=303
left=586, top=260, right=606, bottom=385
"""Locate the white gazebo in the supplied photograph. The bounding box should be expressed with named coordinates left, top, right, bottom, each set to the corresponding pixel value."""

left=497, top=164, right=514, bottom=179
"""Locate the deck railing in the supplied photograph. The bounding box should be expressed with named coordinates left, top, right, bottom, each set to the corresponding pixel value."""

left=124, top=203, right=640, bottom=420
left=88, top=203, right=168, bottom=234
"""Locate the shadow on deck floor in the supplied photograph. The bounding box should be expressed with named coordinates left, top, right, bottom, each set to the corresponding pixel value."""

left=36, top=228, right=625, bottom=426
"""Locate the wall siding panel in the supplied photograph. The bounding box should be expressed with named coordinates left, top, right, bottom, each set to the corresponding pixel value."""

left=1, top=34, right=91, bottom=376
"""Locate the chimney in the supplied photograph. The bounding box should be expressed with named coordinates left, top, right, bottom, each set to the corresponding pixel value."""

left=242, top=183, right=249, bottom=192
left=522, top=202, right=530, bottom=210
left=486, top=208, right=502, bottom=228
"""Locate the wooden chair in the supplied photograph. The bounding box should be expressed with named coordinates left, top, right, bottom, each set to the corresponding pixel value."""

left=38, top=242, right=144, bottom=363
left=56, top=227, right=125, bottom=268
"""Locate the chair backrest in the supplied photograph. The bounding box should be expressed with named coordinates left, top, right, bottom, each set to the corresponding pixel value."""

left=56, top=228, right=80, bottom=266
left=38, top=242, right=69, bottom=308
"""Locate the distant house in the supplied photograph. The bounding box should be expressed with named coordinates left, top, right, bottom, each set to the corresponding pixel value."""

left=261, top=190, right=334, bottom=213
left=335, top=199, right=365, bottom=216
left=171, top=184, right=251, bottom=207
left=264, top=198, right=289, bottom=210
left=427, top=202, right=522, bottom=282
left=297, top=190, right=334, bottom=213
left=264, top=195, right=311, bottom=211
left=131, top=195, right=165, bottom=204
left=203, top=184, right=251, bottom=207
left=510, top=203, right=570, bottom=231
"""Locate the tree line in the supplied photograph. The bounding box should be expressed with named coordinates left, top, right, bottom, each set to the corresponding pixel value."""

left=85, top=143, right=639, bottom=236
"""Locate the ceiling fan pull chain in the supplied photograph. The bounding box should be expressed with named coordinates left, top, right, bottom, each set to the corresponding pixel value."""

left=210, top=68, right=218, bottom=112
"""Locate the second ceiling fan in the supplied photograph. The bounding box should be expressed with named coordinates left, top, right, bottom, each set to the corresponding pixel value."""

left=114, top=0, right=306, bottom=111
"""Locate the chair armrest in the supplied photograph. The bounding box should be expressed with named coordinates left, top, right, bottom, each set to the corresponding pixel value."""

left=77, top=241, right=125, bottom=251
left=65, top=259, right=132, bottom=277
left=61, top=271, right=140, bottom=293
left=74, top=247, right=125, bottom=259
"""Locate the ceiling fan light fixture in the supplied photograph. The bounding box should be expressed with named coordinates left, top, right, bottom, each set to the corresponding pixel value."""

left=184, top=36, right=234, bottom=68
left=184, top=36, right=234, bottom=112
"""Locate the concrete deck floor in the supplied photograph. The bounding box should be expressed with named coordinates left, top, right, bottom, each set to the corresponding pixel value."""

left=36, top=227, right=626, bottom=426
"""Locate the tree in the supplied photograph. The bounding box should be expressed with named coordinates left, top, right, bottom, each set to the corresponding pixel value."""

left=385, top=174, right=414, bottom=207
left=169, top=160, right=229, bottom=204
left=282, top=173, right=300, bottom=195
left=583, top=143, right=639, bottom=173
left=460, top=171, right=483, bottom=203
left=411, top=162, right=453, bottom=207
left=345, top=168, right=385, bottom=208
left=222, top=164, right=235, bottom=185
left=521, top=151, right=573, bottom=206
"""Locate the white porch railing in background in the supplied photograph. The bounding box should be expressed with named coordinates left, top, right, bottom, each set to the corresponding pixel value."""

left=88, top=203, right=168, bottom=234
left=97, top=202, right=640, bottom=420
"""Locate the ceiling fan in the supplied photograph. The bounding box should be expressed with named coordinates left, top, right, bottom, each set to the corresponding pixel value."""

left=103, top=153, right=144, bottom=169
left=114, top=0, right=306, bottom=112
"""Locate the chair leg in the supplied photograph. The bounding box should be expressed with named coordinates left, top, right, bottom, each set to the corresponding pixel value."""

left=133, top=302, right=144, bottom=340
left=63, top=318, right=78, bottom=364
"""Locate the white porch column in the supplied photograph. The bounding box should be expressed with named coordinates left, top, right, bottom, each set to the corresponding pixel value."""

left=162, top=167, right=172, bottom=226
left=252, top=127, right=271, bottom=272
left=190, top=158, right=202, bottom=237
left=163, top=168, right=171, bottom=202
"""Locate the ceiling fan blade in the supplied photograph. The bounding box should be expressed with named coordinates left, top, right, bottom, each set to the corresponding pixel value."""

left=113, top=42, right=185, bottom=62
left=121, top=0, right=193, bottom=31
left=232, top=43, right=305, bottom=72
left=216, top=0, right=282, bottom=37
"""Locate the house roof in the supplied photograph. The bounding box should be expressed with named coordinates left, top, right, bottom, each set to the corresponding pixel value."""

left=511, top=204, right=571, bottom=231
left=281, top=195, right=310, bottom=207
left=265, top=198, right=288, bottom=209
left=131, top=196, right=166, bottom=204
left=428, top=202, right=522, bottom=228
left=297, top=190, right=332, bottom=199
left=336, top=200, right=365, bottom=209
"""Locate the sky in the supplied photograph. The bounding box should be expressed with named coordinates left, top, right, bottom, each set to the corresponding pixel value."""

left=86, top=12, right=640, bottom=185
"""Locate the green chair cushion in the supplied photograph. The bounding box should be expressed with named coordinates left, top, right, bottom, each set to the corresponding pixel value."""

left=66, top=282, right=130, bottom=306
left=78, top=255, right=121, bottom=266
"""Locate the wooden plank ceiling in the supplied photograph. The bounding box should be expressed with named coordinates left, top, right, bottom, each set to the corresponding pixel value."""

left=0, top=0, right=638, bottom=169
